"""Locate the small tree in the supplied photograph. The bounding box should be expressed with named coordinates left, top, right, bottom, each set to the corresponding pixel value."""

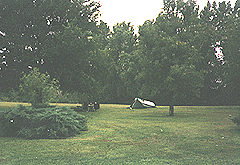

left=19, top=68, right=60, bottom=105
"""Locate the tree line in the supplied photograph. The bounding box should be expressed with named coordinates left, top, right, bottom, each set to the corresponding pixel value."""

left=0, top=0, right=239, bottom=107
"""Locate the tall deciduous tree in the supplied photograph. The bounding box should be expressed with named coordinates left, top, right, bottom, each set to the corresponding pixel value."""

left=221, top=0, right=240, bottom=105
left=1, top=0, right=45, bottom=92
left=199, top=0, right=239, bottom=105
left=98, top=22, right=138, bottom=103
left=137, top=0, right=204, bottom=115
left=46, top=20, right=97, bottom=93
left=0, top=0, right=100, bottom=93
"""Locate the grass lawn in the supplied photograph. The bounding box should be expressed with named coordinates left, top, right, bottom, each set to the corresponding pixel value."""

left=0, top=103, right=240, bottom=164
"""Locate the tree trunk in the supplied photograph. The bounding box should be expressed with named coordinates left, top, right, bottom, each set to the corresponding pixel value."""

left=35, top=88, right=43, bottom=104
left=169, top=101, right=174, bottom=116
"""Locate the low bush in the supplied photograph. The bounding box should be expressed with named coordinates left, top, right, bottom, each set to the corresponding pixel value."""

left=0, top=90, right=25, bottom=102
left=31, top=103, right=56, bottom=108
left=72, top=106, right=85, bottom=112
left=0, top=105, right=87, bottom=139
left=231, top=114, right=240, bottom=128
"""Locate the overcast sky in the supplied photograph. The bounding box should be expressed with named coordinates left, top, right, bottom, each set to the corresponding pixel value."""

left=95, top=0, right=237, bottom=28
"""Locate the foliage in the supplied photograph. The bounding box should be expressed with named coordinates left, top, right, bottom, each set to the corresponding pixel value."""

left=47, top=20, right=99, bottom=93
left=0, top=90, right=98, bottom=105
left=199, top=0, right=240, bottom=105
left=0, top=89, right=25, bottom=102
left=0, top=93, right=10, bottom=102
left=99, top=22, right=138, bottom=103
left=19, top=68, right=60, bottom=105
left=1, top=0, right=239, bottom=106
left=137, top=1, right=204, bottom=115
left=0, top=105, right=87, bottom=139
left=231, top=114, right=240, bottom=126
left=220, top=1, right=240, bottom=105
left=54, top=91, right=92, bottom=104
left=0, top=0, right=101, bottom=92
left=41, top=0, right=101, bottom=95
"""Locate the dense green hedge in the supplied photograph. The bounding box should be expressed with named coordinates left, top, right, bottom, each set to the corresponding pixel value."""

left=0, top=105, right=87, bottom=139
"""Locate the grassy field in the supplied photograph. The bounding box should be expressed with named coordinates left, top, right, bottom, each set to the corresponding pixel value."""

left=0, top=103, right=240, bottom=164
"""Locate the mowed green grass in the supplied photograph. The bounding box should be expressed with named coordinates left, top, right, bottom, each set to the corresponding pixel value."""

left=0, top=103, right=239, bottom=164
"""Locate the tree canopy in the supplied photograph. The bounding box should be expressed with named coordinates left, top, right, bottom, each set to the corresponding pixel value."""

left=1, top=0, right=239, bottom=110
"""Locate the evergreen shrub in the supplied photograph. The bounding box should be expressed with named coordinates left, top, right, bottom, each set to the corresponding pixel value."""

left=0, top=105, right=87, bottom=139
left=231, top=114, right=240, bottom=128
left=31, top=103, right=55, bottom=108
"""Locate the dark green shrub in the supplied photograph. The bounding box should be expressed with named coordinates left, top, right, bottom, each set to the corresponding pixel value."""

left=31, top=103, right=56, bottom=108
left=72, top=106, right=85, bottom=112
left=0, top=90, right=23, bottom=102
left=0, top=105, right=87, bottom=139
left=231, top=115, right=240, bottom=127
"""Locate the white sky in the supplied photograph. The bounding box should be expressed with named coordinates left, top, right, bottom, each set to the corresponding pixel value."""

left=95, top=0, right=237, bottom=28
